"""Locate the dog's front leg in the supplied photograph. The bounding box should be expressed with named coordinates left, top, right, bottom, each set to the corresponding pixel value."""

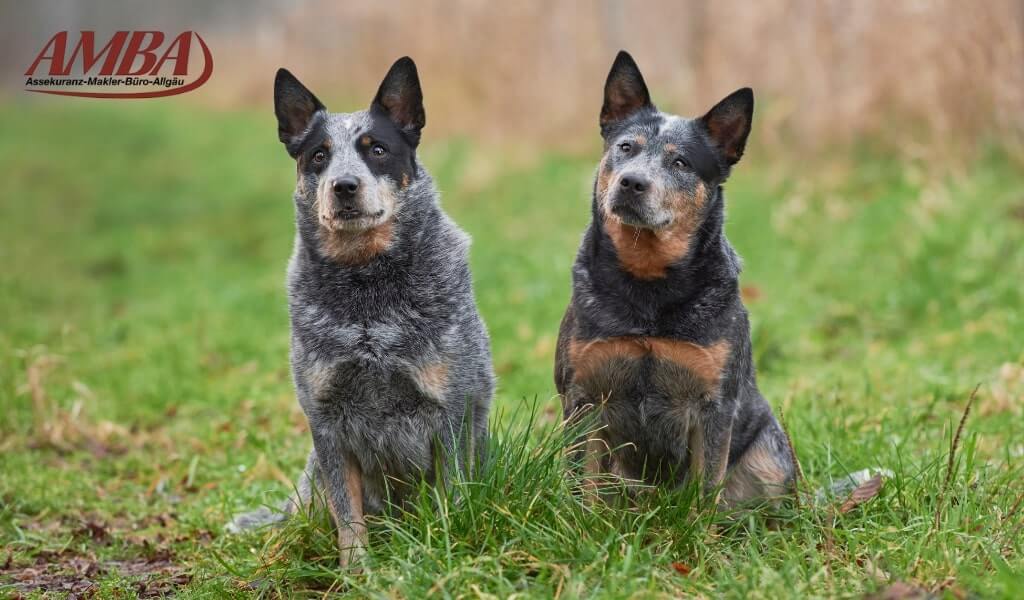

left=687, top=408, right=733, bottom=505
left=309, top=428, right=367, bottom=567
left=570, top=396, right=610, bottom=503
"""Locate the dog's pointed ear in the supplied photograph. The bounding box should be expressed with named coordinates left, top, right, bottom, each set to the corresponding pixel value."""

left=600, top=51, right=654, bottom=132
left=371, top=56, right=425, bottom=145
left=274, top=68, right=325, bottom=156
left=700, top=88, right=754, bottom=166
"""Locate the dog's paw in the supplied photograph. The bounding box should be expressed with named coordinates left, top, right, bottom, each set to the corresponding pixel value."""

left=338, top=526, right=368, bottom=570
left=339, top=541, right=367, bottom=570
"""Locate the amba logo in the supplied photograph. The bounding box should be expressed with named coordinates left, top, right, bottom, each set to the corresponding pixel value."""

left=25, top=31, right=213, bottom=99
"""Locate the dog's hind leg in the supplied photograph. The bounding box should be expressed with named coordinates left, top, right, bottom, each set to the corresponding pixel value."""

left=721, top=423, right=794, bottom=506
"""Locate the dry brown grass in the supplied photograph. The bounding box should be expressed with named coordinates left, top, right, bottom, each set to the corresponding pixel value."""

left=200, top=0, right=1024, bottom=159
left=15, top=351, right=173, bottom=457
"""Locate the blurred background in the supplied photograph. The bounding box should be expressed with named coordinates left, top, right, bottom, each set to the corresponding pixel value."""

left=2, top=2, right=1023, bottom=594
left=4, top=0, right=1023, bottom=156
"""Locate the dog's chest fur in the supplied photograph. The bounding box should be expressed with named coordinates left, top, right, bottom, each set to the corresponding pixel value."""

left=290, top=292, right=445, bottom=468
left=562, top=302, right=735, bottom=479
left=570, top=334, right=729, bottom=403
left=555, top=223, right=752, bottom=476
left=286, top=205, right=488, bottom=482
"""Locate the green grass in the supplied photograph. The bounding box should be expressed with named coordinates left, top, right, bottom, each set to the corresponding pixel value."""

left=1, top=101, right=1023, bottom=598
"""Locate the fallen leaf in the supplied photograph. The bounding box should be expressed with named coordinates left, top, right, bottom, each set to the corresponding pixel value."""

left=671, top=562, right=692, bottom=576
left=840, top=473, right=884, bottom=514
left=75, top=520, right=110, bottom=543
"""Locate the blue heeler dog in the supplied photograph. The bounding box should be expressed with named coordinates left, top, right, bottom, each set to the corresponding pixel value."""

left=229, top=57, right=495, bottom=566
left=555, top=51, right=795, bottom=505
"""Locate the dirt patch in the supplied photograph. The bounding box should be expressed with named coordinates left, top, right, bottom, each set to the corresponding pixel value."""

left=1, top=549, right=191, bottom=598
left=1009, top=202, right=1024, bottom=222
left=1, top=512, right=216, bottom=597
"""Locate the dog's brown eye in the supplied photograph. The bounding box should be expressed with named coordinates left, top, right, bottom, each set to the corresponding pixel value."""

left=312, top=149, right=326, bottom=164
left=618, top=142, right=632, bottom=153
left=371, top=144, right=387, bottom=157
left=673, top=157, right=689, bottom=169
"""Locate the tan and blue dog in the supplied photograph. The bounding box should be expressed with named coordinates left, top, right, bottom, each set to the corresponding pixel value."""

left=556, top=51, right=795, bottom=505
left=230, top=57, right=494, bottom=566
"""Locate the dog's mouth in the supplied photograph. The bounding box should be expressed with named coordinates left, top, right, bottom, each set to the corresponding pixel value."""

left=319, top=209, right=388, bottom=232
left=609, top=201, right=670, bottom=230
left=610, top=202, right=644, bottom=224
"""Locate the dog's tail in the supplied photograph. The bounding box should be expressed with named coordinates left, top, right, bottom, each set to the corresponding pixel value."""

left=224, top=450, right=316, bottom=534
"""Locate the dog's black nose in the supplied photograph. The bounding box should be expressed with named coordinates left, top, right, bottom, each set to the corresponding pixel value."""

left=619, top=173, right=649, bottom=194
left=332, top=177, right=361, bottom=198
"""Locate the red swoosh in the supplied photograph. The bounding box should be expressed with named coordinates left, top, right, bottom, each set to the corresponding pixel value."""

left=25, top=32, right=213, bottom=99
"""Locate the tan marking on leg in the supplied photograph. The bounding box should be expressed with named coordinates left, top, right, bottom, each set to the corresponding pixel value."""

left=337, top=459, right=367, bottom=567
left=709, top=425, right=732, bottom=490
left=687, top=424, right=705, bottom=489
left=689, top=420, right=732, bottom=503
left=723, top=440, right=791, bottom=505
left=412, top=362, right=449, bottom=400
left=582, top=434, right=608, bottom=504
